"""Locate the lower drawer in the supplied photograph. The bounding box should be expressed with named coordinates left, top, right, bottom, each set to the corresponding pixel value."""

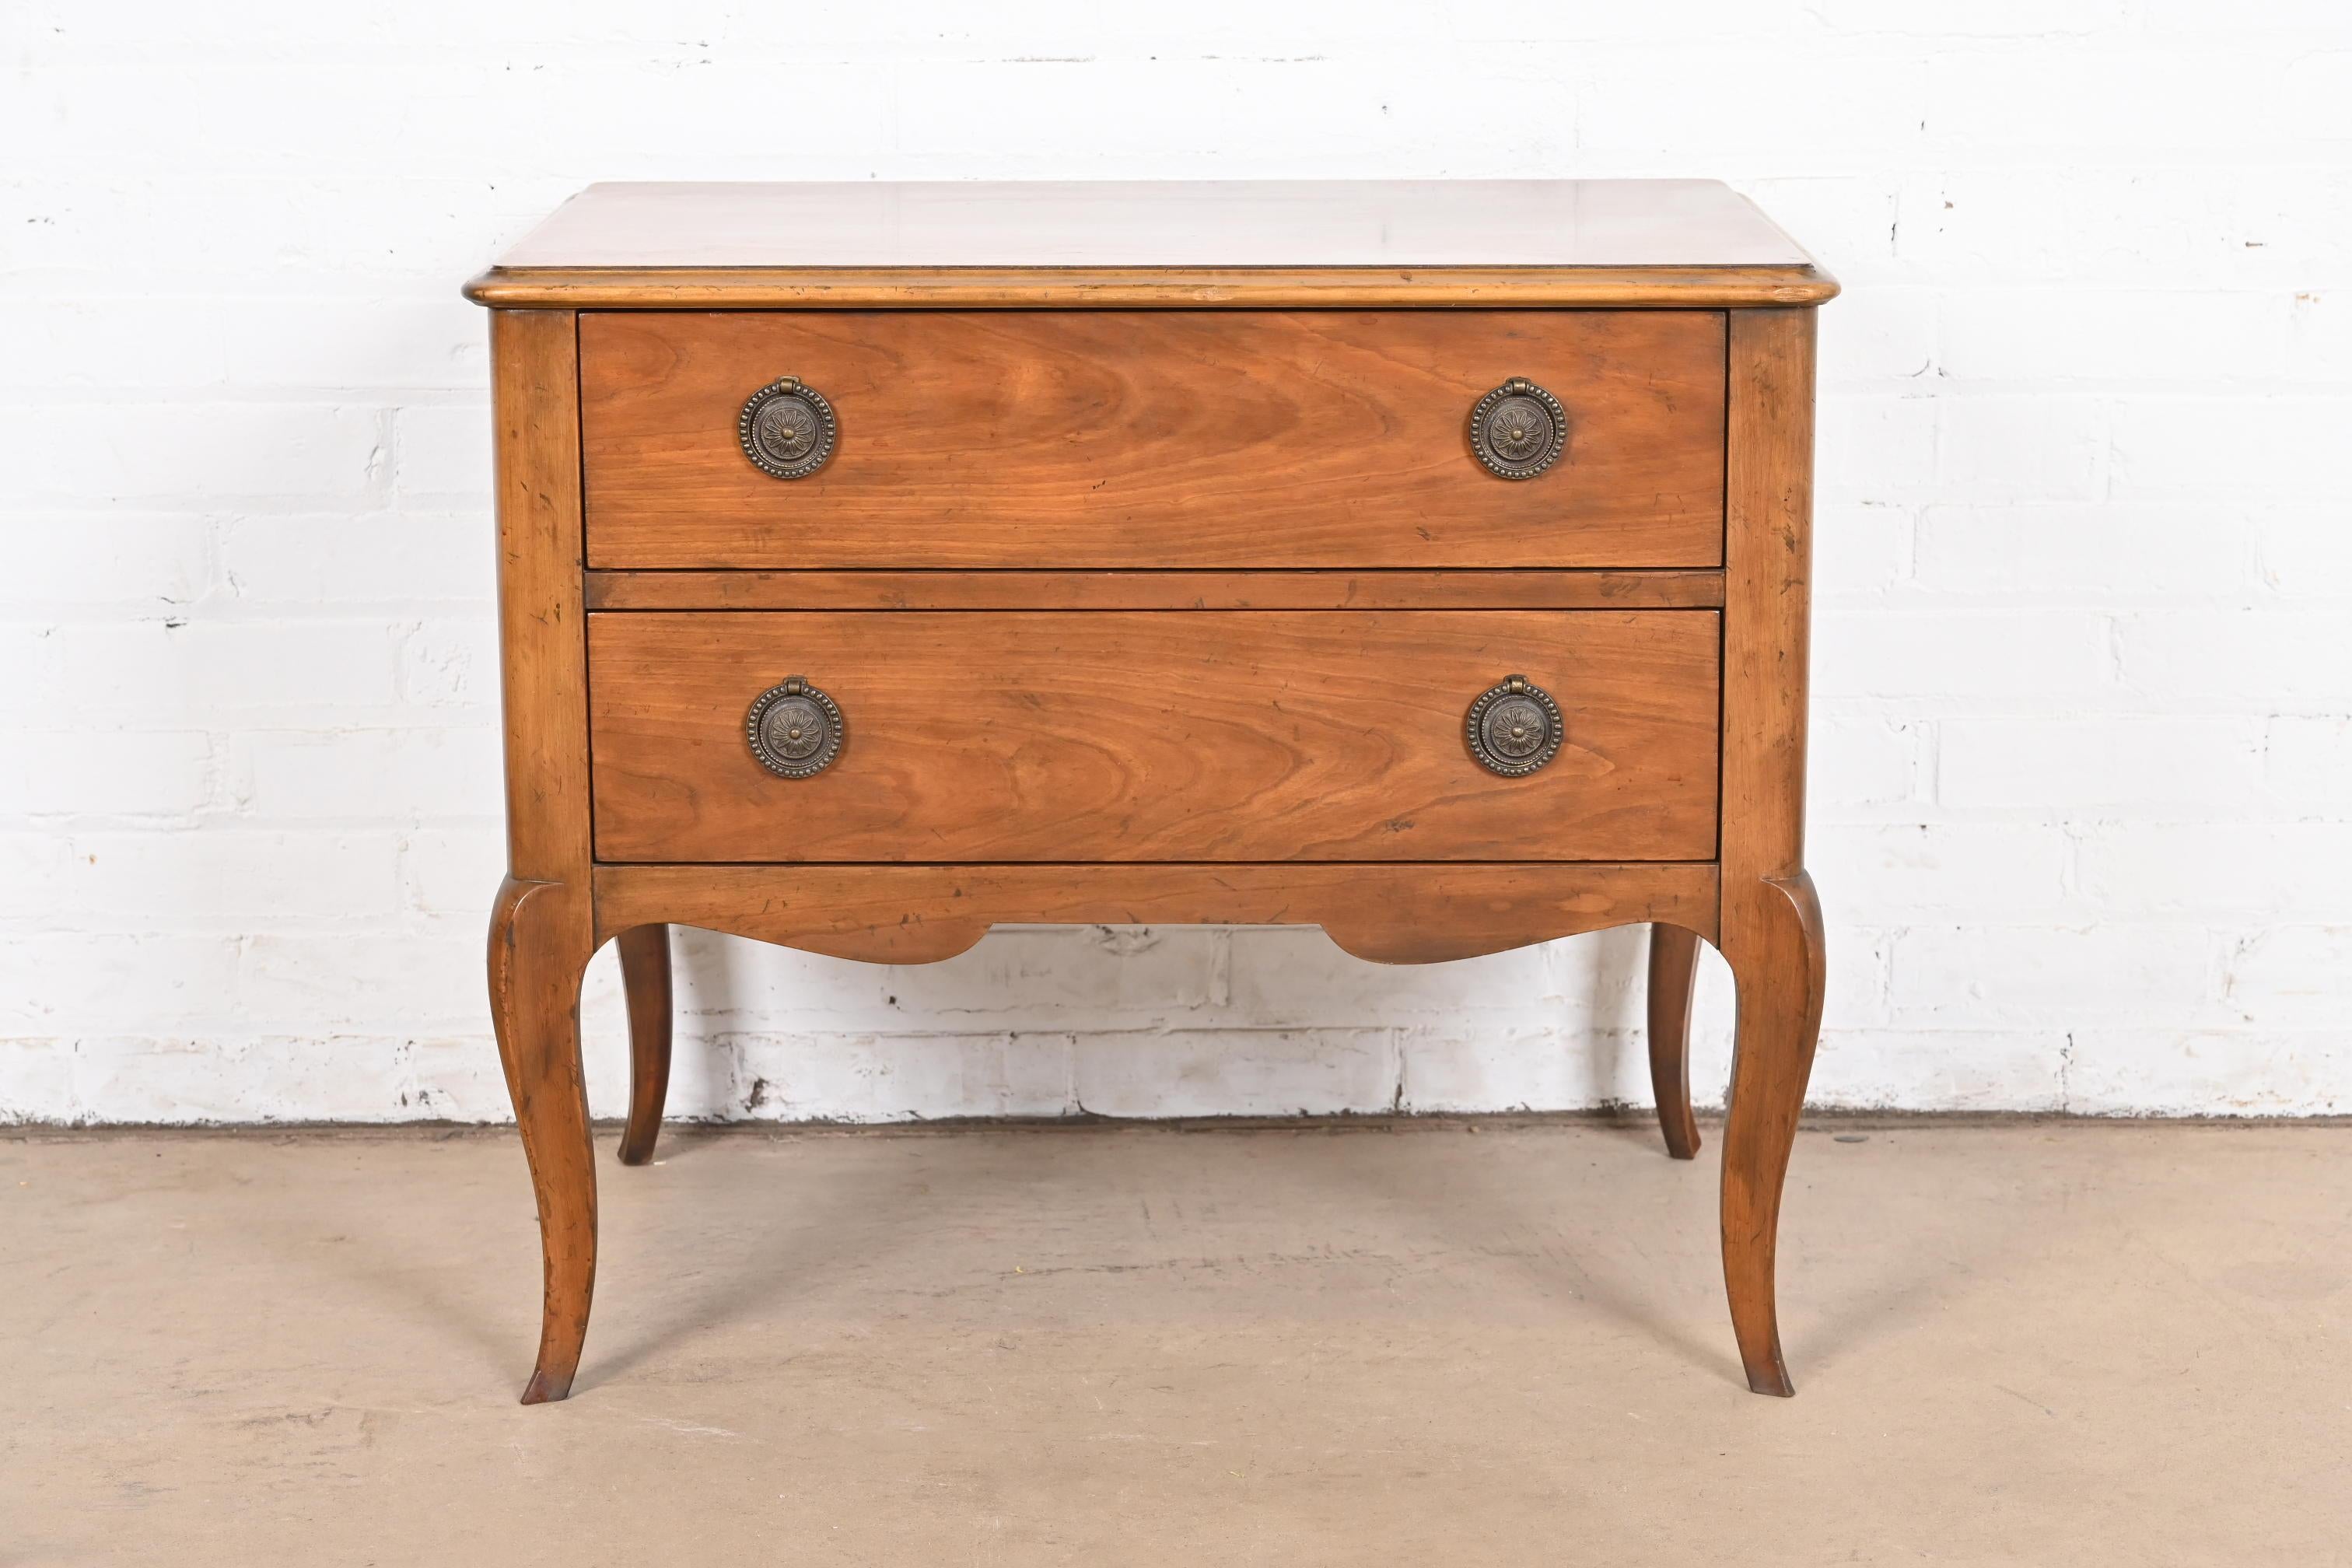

left=587, top=610, right=1720, bottom=863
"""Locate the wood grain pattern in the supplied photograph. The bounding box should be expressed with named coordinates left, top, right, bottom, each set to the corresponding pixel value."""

left=1719, top=310, right=1816, bottom=893
left=593, top=862, right=1721, bottom=964
left=484, top=309, right=600, bottom=1405
left=467, top=180, right=1836, bottom=310
left=491, top=310, right=593, bottom=884
left=494, top=180, right=1822, bottom=270
left=615, top=925, right=672, bottom=1167
left=1716, top=306, right=1827, bottom=1397
left=1646, top=923, right=1703, bottom=1160
left=584, top=569, right=1727, bottom=613
left=579, top=310, right=1726, bottom=570
left=587, top=610, right=1721, bottom=865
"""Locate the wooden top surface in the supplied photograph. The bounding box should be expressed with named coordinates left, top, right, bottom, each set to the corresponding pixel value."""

left=499, top=180, right=1812, bottom=270
left=467, top=180, right=1833, bottom=310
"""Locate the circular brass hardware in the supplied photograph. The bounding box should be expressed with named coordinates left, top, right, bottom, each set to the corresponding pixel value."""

left=1466, top=674, right=1563, bottom=777
left=738, top=376, right=838, bottom=479
left=1468, top=378, right=1567, bottom=481
left=746, top=676, right=845, bottom=778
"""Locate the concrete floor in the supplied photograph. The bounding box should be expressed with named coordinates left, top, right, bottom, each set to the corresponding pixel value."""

left=4, top=1120, right=2348, bottom=1564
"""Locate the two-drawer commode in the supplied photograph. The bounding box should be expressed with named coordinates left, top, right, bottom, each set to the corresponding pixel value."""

left=466, top=180, right=1835, bottom=1402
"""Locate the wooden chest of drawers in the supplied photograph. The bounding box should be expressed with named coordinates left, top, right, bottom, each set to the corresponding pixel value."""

left=467, top=180, right=1835, bottom=1404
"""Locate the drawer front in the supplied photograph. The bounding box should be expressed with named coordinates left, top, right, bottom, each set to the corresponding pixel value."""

left=579, top=311, right=1725, bottom=570
left=589, top=611, right=1720, bottom=863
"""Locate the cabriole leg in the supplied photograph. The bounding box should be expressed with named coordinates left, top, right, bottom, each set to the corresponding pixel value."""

left=1717, top=872, right=1827, bottom=1397
left=487, top=875, right=599, bottom=1405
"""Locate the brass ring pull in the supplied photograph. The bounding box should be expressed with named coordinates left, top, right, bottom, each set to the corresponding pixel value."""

left=1468, top=377, right=1567, bottom=480
left=739, top=376, right=838, bottom=479
left=1466, top=674, right=1563, bottom=776
left=746, top=676, right=845, bottom=778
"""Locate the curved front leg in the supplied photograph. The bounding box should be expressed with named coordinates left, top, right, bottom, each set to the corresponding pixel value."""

left=1717, top=872, right=1826, bottom=1396
left=1645, top=923, right=1703, bottom=1160
left=616, top=924, right=674, bottom=1166
left=487, top=876, right=599, bottom=1405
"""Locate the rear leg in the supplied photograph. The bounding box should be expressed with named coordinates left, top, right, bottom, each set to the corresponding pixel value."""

left=617, top=924, right=674, bottom=1167
left=1646, top=923, right=1703, bottom=1160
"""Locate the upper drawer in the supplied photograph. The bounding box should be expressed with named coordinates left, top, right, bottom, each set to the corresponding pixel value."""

left=578, top=311, right=1725, bottom=570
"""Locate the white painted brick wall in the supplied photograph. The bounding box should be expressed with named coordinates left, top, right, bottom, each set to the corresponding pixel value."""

left=4, top=2, right=2347, bottom=1122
